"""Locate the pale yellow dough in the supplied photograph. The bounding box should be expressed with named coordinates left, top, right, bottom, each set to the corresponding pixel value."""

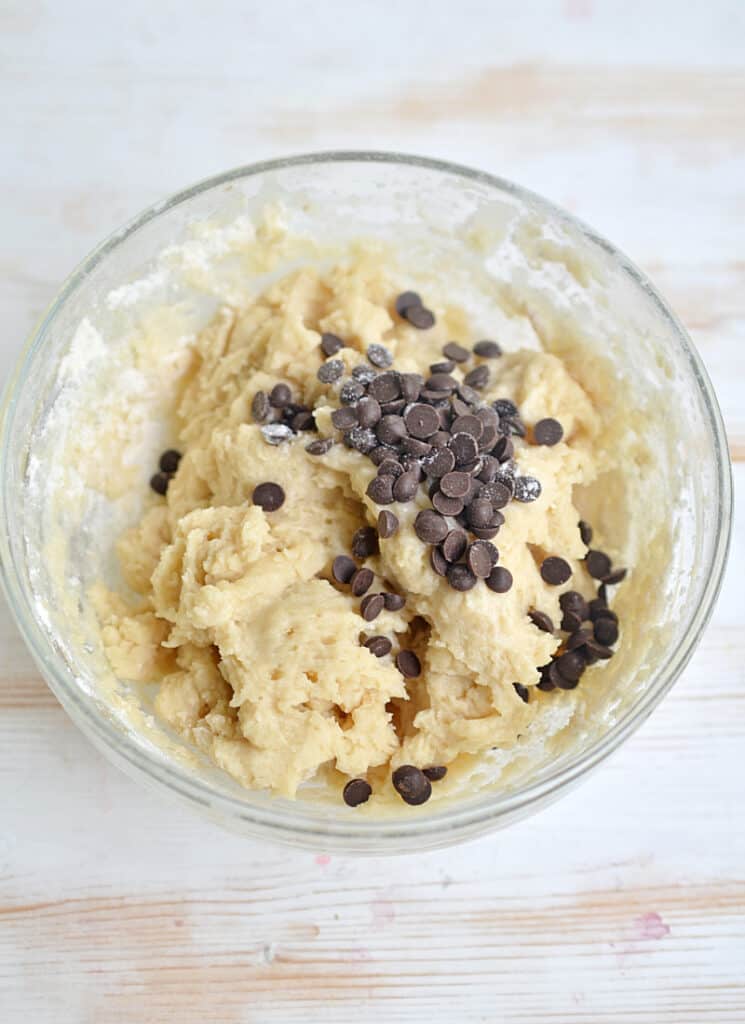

left=94, top=253, right=603, bottom=799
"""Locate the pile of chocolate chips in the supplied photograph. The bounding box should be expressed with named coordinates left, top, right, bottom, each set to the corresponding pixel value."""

left=515, top=520, right=626, bottom=697
left=250, top=382, right=317, bottom=444
left=306, top=292, right=557, bottom=594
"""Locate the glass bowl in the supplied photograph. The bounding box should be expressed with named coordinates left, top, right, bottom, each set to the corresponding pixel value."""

left=0, top=153, right=732, bottom=853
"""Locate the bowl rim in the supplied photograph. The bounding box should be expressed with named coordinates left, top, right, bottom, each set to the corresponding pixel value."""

left=0, top=150, right=734, bottom=850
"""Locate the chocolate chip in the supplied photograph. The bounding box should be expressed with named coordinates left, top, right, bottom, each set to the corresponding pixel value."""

left=343, top=778, right=372, bottom=807
left=394, top=290, right=420, bottom=315
left=396, top=650, right=421, bottom=678
left=486, top=566, right=513, bottom=593
left=477, top=456, right=499, bottom=484
left=366, top=475, right=394, bottom=505
left=373, top=415, right=405, bottom=447
left=356, top=396, right=382, bottom=428
left=269, top=383, right=292, bottom=408
left=321, top=332, right=344, bottom=357
left=414, top=510, right=449, bottom=544
left=340, top=380, right=365, bottom=405
left=528, top=609, right=554, bottom=633
left=305, top=437, right=334, bottom=456
left=422, top=447, right=456, bottom=479
left=361, top=593, right=385, bottom=621
left=369, top=371, right=401, bottom=404
left=400, top=437, right=432, bottom=459
left=584, top=637, right=614, bottom=660
left=473, top=340, right=501, bottom=358
left=501, top=416, right=527, bottom=438
left=556, top=650, right=585, bottom=685
left=430, top=546, right=448, bottom=576
left=513, top=476, right=542, bottom=503
left=261, top=423, right=294, bottom=445
left=369, top=445, right=397, bottom=465
left=589, top=593, right=610, bottom=616
left=403, top=403, right=439, bottom=439
left=594, top=617, right=619, bottom=646
left=377, top=510, right=399, bottom=539
left=466, top=498, right=496, bottom=530
left=586, top=549, right=612, bottom=579
left=561, top=610, right=583, bottom=633
left=492, top=471, right=516, bottom=501
left=450, top=415, right=482, bottom=440
left=579, top=520, right=593, bottom=545
left=534, top=418, right=564, bottom=446
left=470, top=525, right=499, bottom=540
left=423, top=765, right=447, bottom=781
left=149, top=471, right=170, bottom=496
left=477, top=480, right=511, bottom=509
left=292, top=410, right=315, bottom=432
left=443, top=341, right=470, bottom=363
left=537, top=668, right=556, bottom=692
left=351, top=568, right=375, bottom=597
left=332, top=555, right=357, bottom=584
left=463, top=365, right=490, bottom=390
left=493, top=398, right=517, bottom=418
left=399, top=373, right=424, bottom=402
left=404, top=305, right=435, bottom=330
left=500, top=414, right=526, bottom=437
left=456, top=384, right=480, bottom=406
left=317, top=359, right=344, bottom=383
left=352, top=526, right=379, bottom=559
left=439, top=471, right=471, bottom=498
left=467, top=540, right=498, bottom=578
left=427, top=373, right=458, bottom=393
left=330, top=407, right=357, bottom=431
left=392, top=764, right=431, bottom=804
left=459, top=458, right=482, bottom=478
left=365, top=635, right=392, bottom=657
left=541, top=556, right=572, bottom=586
left=430, top=360, right=455, bottom=374
left=449, top=432, right=479, bottom=466
left=603, top=567, right=628, bottom=586
left=559, top=591, right=589, bottom=618
left=392, top=468, right=420, bottom=502
left=252, top=482, right=285, bottom=511
left=352, top=363, right=378, bottom=385
left=419, top=389, right=449, bottom=405
left=250, top=390, right=271, bottom=422
left=428, top=430, right=450, bottom=449
left=514, top=682, right=529, bottom=703
left=158, top=449, right=182, bottom=474
left=430, top=492, right=461, bottom=516
left=447, top=562, right=477, bottom=591
left=476, top=424, right=497, bottom=452
left=377, top=459, right=404, bottom=478
left=566, top=627, right=593, bottom=651
left=344, top=427, right=378, bottom=454
left=367, top=343, right=393, bottom=368
left=441, top=528, right=468, bottom=562
left=493, top=436, right=514, bottom=463
left=383, top=592, right=405, bottom=611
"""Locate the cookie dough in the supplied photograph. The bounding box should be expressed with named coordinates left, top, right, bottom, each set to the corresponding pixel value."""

left=95, top=253, right=615, bottom=803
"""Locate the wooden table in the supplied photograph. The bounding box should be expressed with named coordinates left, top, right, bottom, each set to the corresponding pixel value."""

left=2, top=4, right=743, bottom=1020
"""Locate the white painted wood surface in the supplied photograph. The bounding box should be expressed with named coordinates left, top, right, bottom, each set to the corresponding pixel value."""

left=1, top=3, right=743, bottom=1020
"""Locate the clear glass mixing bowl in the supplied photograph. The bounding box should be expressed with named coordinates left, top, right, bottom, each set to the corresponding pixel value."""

left=0, top=153, right=732, bottom=852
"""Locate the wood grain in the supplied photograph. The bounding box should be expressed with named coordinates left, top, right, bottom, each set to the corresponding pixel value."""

left=1, top=2, right=744, bottom=1021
